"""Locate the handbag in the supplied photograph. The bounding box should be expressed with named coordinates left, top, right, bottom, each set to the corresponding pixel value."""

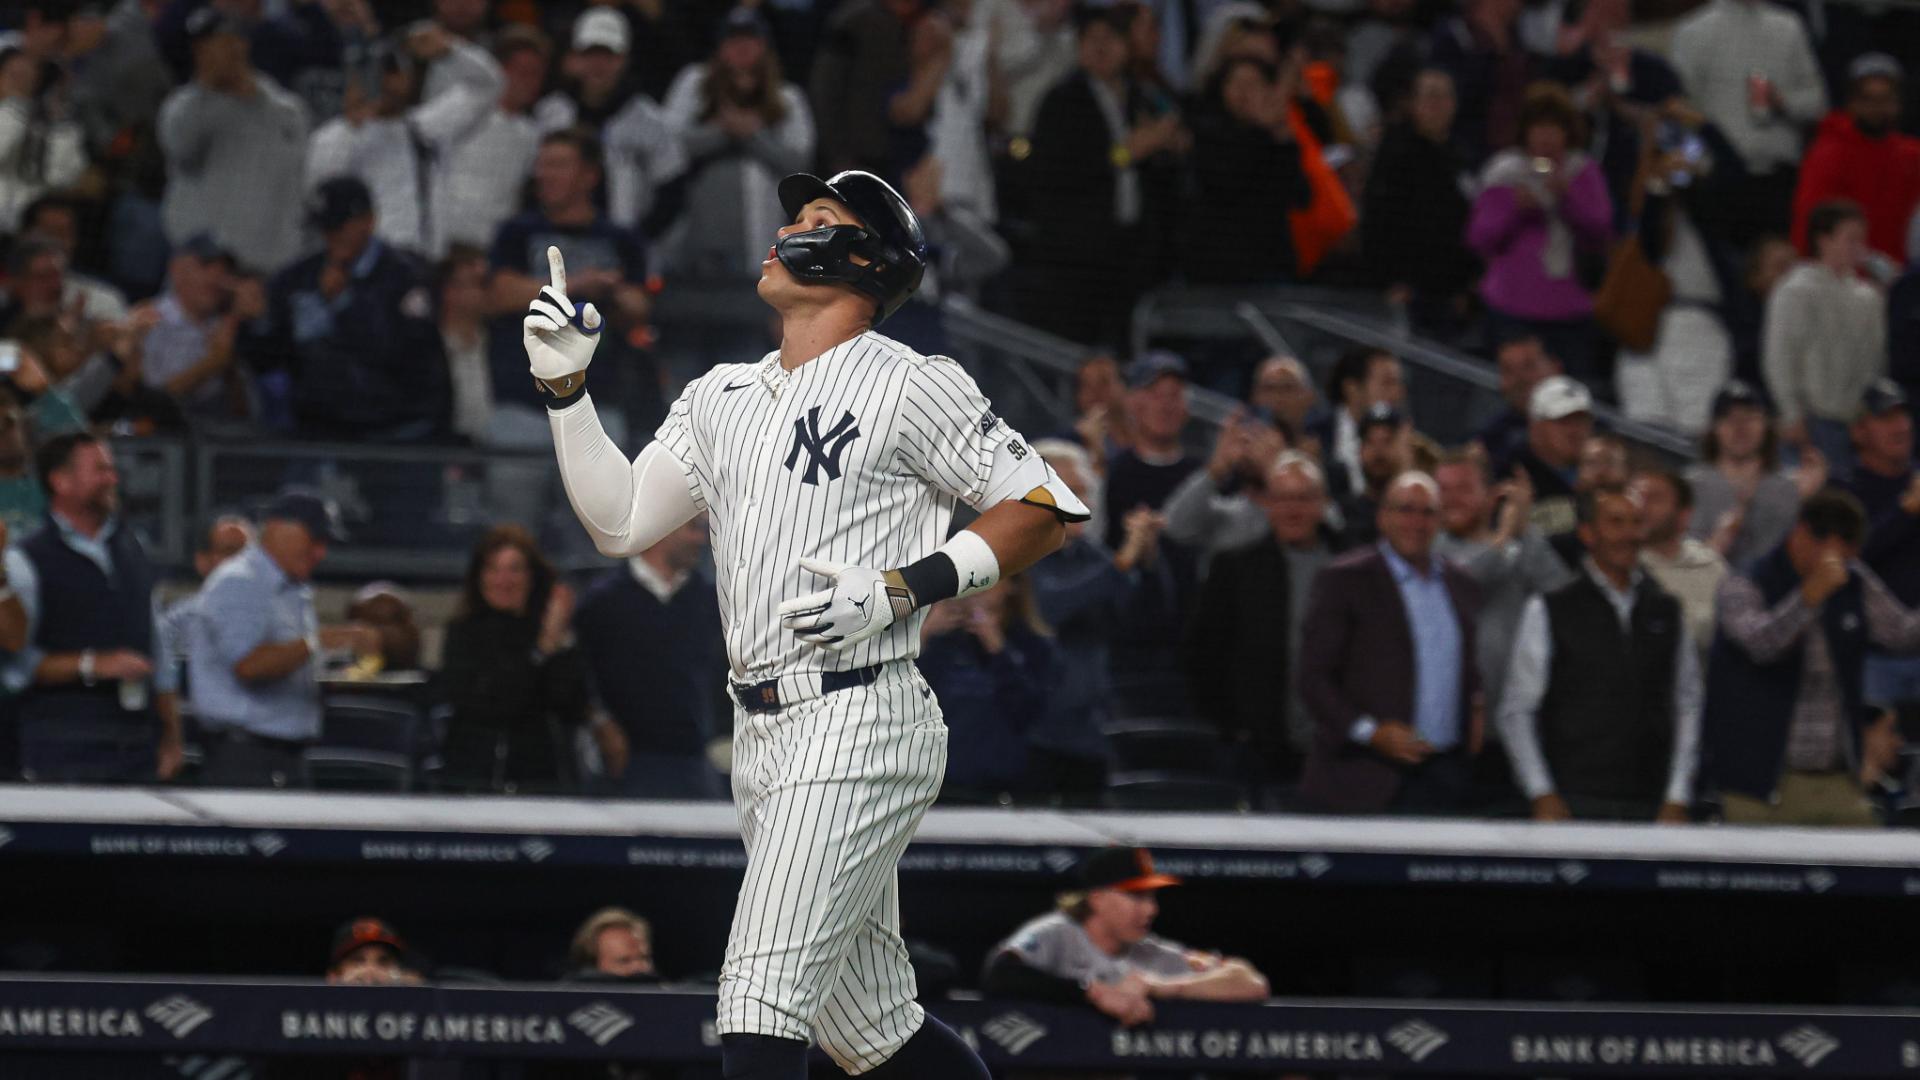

left=1592, top=138, right=1672, bottom=352
left=1592, top=231, right=1671, bottom=352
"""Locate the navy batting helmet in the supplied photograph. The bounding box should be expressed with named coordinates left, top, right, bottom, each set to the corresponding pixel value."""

left=775, top=171, right=927, bottom=324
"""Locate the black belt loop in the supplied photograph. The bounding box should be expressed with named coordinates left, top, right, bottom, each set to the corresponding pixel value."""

left=731, top=664, right=884, bottom=714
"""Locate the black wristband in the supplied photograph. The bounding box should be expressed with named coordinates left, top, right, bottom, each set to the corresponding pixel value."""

left=895, top=551, right=958, bottom=609
left=543, top=381, right=587, bottom=411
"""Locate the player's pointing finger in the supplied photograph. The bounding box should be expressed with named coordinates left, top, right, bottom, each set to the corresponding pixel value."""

left=547, top=245, right=567, bottom=294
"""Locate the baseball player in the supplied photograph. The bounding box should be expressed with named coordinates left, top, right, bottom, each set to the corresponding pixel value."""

left=524, top=169, right=1089, bottom=1080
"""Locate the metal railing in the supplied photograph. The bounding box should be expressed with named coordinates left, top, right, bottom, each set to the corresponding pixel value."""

left=1133, top=285, right=1699, bottom=463
left=111, top=288, right=1696, bottom=581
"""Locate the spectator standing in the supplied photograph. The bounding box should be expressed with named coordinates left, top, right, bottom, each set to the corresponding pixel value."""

left=1100, top=352, right=1196, bottom=553
left=435, top=26, right=547, bottom=256
left=536, top=9, right=687, bottom=239
left=157, top=9, right=308, bottom=277
left=305, top=21, right=505, bottom=257
left=1025, top=441, right=1146, bottom=803
left=1669, top=0, right=1827, bottom=247
left=137, top=235, right=261, bottom=427
left=1477, top=333, right=1562, bottom=474
left=1467, top=82, right=1613, bottom=385
left=1068, top=352, right=1132, bottom=467
left=808, top=0, right=918, bottom=176
left=660, top=9, right=817, bottom=283
left=1297, top=472, right=1484, bottom=814
left=1500, top=484, right=1703, bottom=822
left=1183, top=452, right=1338, bottom=796
left=245, top=177, right=450, bottom=441
left=983, top=847, right=1268, bottom=1026
left=1434, top=449, right=1574, bottom=720
left=1335, top=402, right=1413, bottom=546
left=438, top=525, right=601, bottom=794
left=14, top=433, right=180, bottom=783
left=574, top=517, right=726, bottom=799
left=922, top=576, right=1054, bottom=801
left=437, top=244, right=492, bottom=444
left=1611, top=100, right=1746, bottom=437
left=1685, top=380, right=1813, bottom=568
left=1634, top=468, right=1729, bottom=661
left=925, top=0, right=999, bottom=223
left=566, top=908, right=658, bottom=982
left=159, top=513, right=254, bottom=689
left=1428, top=0, right=1533, bottom=165
left=1705, top=491, right=1920, bottom=825
left=1363, top=68, right=1478, bottom=336
left=1763, top=200, right=1886, bottom=481
left=1183, top=56, right=1311, bottom=285
left=1541, top=0, right=1682, bottom=225
left=0, top=41, right=87, bottom=234
left=991, top=0, right=1076, bottom=141
left=1159, top=410, right=1285, bottom=558
left=12, top=196, right=127, bottom=325
left=1512, top=375, right=1592, bottom=537
left=486, top=129, right=653, bottom=448
left=1844, top=381, right=1920, bottom=708
left=1249, top=354, right=1318, bottom=443
left=1790, top=54, right=1919, bottom=268
left=187, top=491, right=377, bottom=789
left=1309, top=346, right=1407, bottom=500
left=1022, top=3, right=1183, bottom=346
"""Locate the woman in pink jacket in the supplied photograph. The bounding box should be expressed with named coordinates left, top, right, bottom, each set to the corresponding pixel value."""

left=1468, top=82, right=1614, bottom=387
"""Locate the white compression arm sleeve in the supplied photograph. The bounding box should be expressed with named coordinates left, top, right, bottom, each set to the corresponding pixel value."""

left=548, top=394, right=700, bottom=557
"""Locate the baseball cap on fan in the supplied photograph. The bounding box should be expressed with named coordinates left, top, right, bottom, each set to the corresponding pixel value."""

left=1125, top=350, right=1188, bottom=390
left=1077, top=846, right=1182, bottom=892
left=184, top=6, right=248, bottom=42
left=1529, top=375, right=1593, bottom=422
left=1861, top=378, right=1909, bottom=417
left=1710, top=379, right=1766, bottom=420
left=573, top=8, right=630, bottom=54
left=264, top=486, right=348, bottom=544
left=329, top=917, right=418, bottom=968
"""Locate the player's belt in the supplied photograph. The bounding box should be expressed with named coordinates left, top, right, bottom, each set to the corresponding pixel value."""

left=729, top=664, right=885, bottom=713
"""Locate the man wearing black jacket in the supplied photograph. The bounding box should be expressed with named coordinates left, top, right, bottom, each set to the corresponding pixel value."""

left=244, top=177, right=451, bottom=441
left=1021, top=4, right=1183, bottom=345
left=982, top=847, right=1268, bottom=1027
left=1363, top=68, right=1478, bottom=335
left=1184, top=451, right=1340, bottom=799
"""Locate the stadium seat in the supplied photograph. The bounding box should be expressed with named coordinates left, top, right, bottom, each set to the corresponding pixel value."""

left=1101, top=717, right=1225, bottom=773
left=1102, top=769, right=1247, bottom=811
left=309, top=694, right=428, bottom=792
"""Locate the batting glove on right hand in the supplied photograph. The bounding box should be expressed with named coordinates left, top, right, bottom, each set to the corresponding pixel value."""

left=523, top=246, right=602, bottom=384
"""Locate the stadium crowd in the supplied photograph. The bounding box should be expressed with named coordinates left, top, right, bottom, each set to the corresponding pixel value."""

left=0, top=0, right=1918, bottom=826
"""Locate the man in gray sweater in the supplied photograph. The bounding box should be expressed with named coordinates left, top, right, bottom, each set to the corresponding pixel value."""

left=158, top=10, right=309, bottom=276
left=1764, top=199, right=1887, bottom=482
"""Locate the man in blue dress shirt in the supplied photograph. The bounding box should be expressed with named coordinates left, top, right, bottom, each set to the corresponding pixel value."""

left=187, top=488, right=378, bottom=788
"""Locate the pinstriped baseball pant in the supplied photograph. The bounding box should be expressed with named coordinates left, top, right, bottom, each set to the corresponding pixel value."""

left=717, top=660, right=948, bottom=1074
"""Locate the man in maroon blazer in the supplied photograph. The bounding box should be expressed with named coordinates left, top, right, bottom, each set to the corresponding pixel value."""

left=1297, top=472, right=1485, bottom=814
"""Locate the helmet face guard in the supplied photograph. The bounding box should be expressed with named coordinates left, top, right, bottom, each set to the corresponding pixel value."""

left=775, top=171, right=927, bottom=324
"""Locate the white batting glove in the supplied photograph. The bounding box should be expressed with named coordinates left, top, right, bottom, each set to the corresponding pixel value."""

left=777, top=558, right=912, bottom=650
left=523, top=245, right=602, bottom=384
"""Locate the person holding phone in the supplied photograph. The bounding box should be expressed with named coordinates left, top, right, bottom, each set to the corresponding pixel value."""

left=1467, top=81, right=1613, bottom=388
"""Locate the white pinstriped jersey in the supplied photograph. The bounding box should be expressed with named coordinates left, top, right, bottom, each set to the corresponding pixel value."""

left=653, top=330, right=1016, bottom=679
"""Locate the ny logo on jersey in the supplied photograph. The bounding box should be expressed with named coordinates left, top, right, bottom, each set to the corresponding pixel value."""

left=785, top=406, right=862, bottom=485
